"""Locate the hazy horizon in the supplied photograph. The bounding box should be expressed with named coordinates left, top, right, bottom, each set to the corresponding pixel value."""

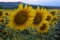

left=0, top=0, right=60, bottom=6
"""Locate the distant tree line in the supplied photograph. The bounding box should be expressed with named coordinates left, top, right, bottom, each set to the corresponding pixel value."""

left=0, top=6, right=18, bottom=9
left=0, top=5, right=60, bottom=9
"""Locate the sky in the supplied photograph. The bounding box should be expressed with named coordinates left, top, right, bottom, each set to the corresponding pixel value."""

left=0, top=0, right=60, bottom=6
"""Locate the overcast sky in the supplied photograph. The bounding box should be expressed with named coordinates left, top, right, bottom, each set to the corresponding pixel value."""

left=0, top=0, right=60, bottom=6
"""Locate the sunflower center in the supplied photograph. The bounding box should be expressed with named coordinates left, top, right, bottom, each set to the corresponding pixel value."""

left=33, top=13, right=42, bottom=25
left=0, top=11, right=3, bottom=16
left=52, top=18, right=57, bottom=22
left=40, top=23, right=47, bottom=30
left=2, top=31, right=8, bottom=35
left=50, top=11, right=55, bottom=16
left=0, top=19, right=4, bottom=23
left=46, top=16, right=51, bottom=21
left=53, top=21, right=57, bottom=25
left=5, top=13, right=8, bottom=15
left=14, top=11, right=28, bottom=25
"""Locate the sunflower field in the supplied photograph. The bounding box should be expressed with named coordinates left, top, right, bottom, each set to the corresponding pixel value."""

left=0, top=3, right=59, bottom=40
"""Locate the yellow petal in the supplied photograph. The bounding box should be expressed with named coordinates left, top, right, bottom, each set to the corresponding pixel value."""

left=24, top=4, right=28, bottom=9
left=37, top=6, right=40, bottom=10
left=18, top=3, right=23, bottom=10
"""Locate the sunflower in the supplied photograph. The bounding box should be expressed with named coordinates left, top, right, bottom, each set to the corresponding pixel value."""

left=45, top=14, right=53, bottom=23
left=0, top=10, right=8, bottom=17
left=52, top=21, right=57, bottom=26
left=51, top=16, right=58, bottom=26
left=52, top=16, right=58, bottom=22
left=5, top=12, right=9, bottom=16
left=37, top=20, right=50, bottom=33
left=31, top=6, right=48, bottom=29
left=4, top=12, right=11, bottom=20
left=0, top=18, right=6, bottom=24
left=8, top=3, right=35, bottom=31
left=2, top=30, right=8, bottom=35
left=50, top=10, right=57, bottom=16
left=5, top=9, right=16, bottom=16
left=0, top=11, right=3, bottom=17
left=0, top=9, right=15, bottom=18
left=4, top=10, right=13, bottom=17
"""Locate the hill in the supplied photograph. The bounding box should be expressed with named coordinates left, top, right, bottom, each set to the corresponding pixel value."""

left=0, top=2, right=60, bottom=9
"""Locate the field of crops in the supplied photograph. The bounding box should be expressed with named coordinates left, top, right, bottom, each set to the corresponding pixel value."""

left=0, top=4, right=60, bottom=40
